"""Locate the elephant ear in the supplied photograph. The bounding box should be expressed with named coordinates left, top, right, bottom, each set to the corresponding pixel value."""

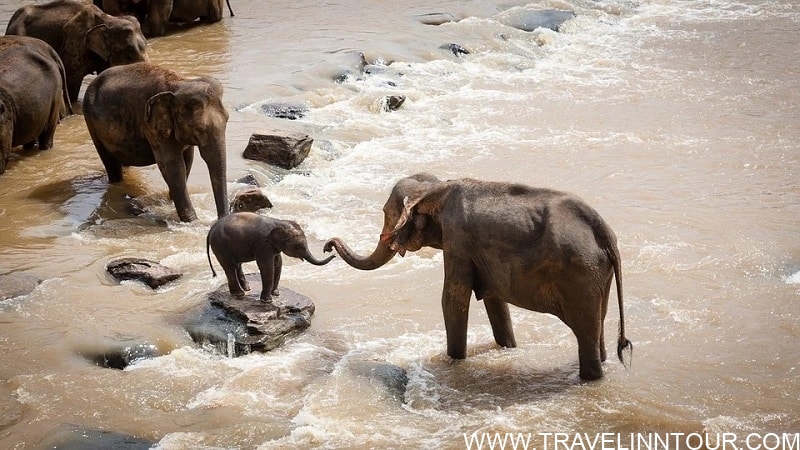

left=145, top=92, right=176, bottom=139
left=380, top=185, right=445, bottom=253
left=86, top=24, right=111, bottom=61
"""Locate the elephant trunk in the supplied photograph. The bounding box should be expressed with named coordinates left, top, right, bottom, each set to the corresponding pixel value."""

left=302, top=248, right=336, bottom=266
left=199, top=137, right=229, bottom=219
left=324, top=237, right=396, bottom=271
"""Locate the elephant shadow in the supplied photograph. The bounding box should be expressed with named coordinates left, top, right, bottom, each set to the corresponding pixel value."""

left=27, top=173, right=170, bottom=234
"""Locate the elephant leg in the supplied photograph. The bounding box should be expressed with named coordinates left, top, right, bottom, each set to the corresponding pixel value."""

left=90, top=135, right=123, bottom=182
left=565, top=301, right=604, bottom=381
left=484, top=298, right=516, bottom=349
left=222, top=262, right=245, bottom=297
left=154, top=151, right=196, bottom=222
left=236, top=264, right=249, bottom=291
left=271, top=254, right=282, bottom=296
left=183, top=148, right=194, bottom=180
left=37, top=109, right=60, bottom=150
left=599, top=275, right=613, bottom=362
left=256, top=253, right=276, bottom=301
left=442, top=256, right=473, bottom=359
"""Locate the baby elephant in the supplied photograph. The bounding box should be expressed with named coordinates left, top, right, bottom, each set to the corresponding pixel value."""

left=206, top=212, right=335, bottom=300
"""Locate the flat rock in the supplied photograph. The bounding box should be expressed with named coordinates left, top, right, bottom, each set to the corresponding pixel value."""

left=186, top=273, right=314, bottom=356
left=415, top=12, right=460, bottom=25
left=242, top=130, right=313, bottom=170
left=106, top=258, right=182, bottom=289
left=0, top=272, right=42, bottom=300
left=495, top=9, right=576, bottom=32
left=230, top=186, right=273, bottom=213
left=40, top=425, right=153, bottom=450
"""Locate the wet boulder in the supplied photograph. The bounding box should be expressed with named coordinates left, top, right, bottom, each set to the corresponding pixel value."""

left=258, top=101, right=309, bottom=120
left=230, top=187, right=273, bottom=213
left=382, top=95, right=406, bottom=112
left=495, top=9, right=576, bottom=32
left=185, top=273, right=315, bottom=356
left=415, top=12, right=460, bottom=25
left=40, top=425, right=154, bottom=450
left=441, top=43, right=470, bottom=57
left=347, top=360, right=408, bottom=402
left=106, top=258, right=182, bottom=289
left=243, top=130, right=313, bottom=170
left=82, top=342, right=161, bottom=370
left=0, top=272, right=42, bottom=300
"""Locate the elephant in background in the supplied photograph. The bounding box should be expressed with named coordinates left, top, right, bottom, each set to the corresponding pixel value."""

left=94, top=0, right=234, bottom=37
left=5, top=0, right=149, bottom=102
left=207, top=212, right=335, bottom=301
left=324, top=173, right=632, bottom=381
left=83, top=62, right=229, bottom=222
left=0, top=36, right=72, bottom=174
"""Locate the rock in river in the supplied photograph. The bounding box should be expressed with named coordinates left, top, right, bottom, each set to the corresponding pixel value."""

left=185, top=273, right=315, bottom=356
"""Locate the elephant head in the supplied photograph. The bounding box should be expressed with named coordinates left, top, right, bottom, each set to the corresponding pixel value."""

left=63, top=5, right=148, bottom=99
left=273, top=220, right=336, bottom=266
left=144, top=77, right=229, bottom=220
left=324, top=173, right=446, bottom=270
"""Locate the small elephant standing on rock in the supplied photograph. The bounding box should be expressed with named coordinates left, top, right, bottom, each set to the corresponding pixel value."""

left=83, top=62, right=229, bottom=222
left=0, top=35, right=72, bottom=174
left=5, top=0, right=149, bottom=102
left=207, top=212, right=335, bottom=301
left=324, top=173, right=632, bottom=381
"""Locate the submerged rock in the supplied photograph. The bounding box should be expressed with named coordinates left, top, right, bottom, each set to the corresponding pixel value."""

left=258, top=101, right=309, bottom=120
left=496, top=9, right=576, bottom=32
left=106, top=258, right=182, bottom=289
left=82, top=342, right=161, bottom=370
left=415, top=12, right=460, bottom=25
left=382, top=95, right=406, bottom=112
left=441, top=43, right=470, bottom=57
left=185, top=273, right=315, bottom=356
left=347, top=360, right=408, bottom=402
left=0, top=272, right=42, bottom=300
left=40, top=425, right=154, bottom=450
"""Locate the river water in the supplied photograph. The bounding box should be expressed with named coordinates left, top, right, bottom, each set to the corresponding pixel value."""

left=0, top=0, right=798, bottom=448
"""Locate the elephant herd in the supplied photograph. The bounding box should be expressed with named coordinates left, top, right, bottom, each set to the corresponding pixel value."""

left=0, top=0, right=633, bottom=381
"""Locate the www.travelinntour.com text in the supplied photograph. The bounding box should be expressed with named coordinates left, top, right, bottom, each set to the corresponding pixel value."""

left=462, top=432, right=800, bottom=450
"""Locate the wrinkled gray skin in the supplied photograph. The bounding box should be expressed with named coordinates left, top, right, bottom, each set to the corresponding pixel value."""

left=5, top=0, right=149, bottom=102
left=325, top=173, right=632, bottom=381
left=0, top=36, right=72, bottom=174
left=94, top=0, right=234, bottom=37
left=207, top=212, right=335, bottom=301
left=83, top=62, right=229, bottom=222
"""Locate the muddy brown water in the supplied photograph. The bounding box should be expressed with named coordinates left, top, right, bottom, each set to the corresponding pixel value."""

left=0, top=0, right=798, bottom=448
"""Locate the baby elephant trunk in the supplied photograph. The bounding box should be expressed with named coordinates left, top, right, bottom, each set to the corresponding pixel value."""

left=303, top=249, right=335, bottom=266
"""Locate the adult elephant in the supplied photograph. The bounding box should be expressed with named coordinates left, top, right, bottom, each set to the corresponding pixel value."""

left=83, top=62, right=229, bottom=222
left=0, top=36, right=72, bottom=174
left=94, top=0, right=234, bottom=37
left=5, top=0, right=149, bottom=102
left=324, top=173, right=632, bottom=381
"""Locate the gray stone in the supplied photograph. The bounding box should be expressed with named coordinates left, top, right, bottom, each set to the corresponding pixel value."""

left=82, top=342, right=161, bottom=370
left=186, top=273, right=315, bottom=356
left=40, top=426, right=154, bottom=450
left=230, top=187, right=273, bottom=213
left=242, top=131, right=313, bottom=170
left=106, top=258, right=182, bottom=289
left=496, top=9, right=576, bottom=32
left=0, top=272, right=42, bottom=300
left=382, top=95, right=406, bottom=112
left=347, top=360, right=409, bottom=402
left=441, top=43, right=470, bottom=57
left=415, top=12, right=460, bottom=25
left=258, top=101, right=309, bottom=120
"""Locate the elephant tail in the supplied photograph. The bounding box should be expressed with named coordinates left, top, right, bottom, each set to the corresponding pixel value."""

left=609, top=241, right=633, bottom=369
left=207, top=234, right=217, bottom=277
left=226, top=0, right=235, bottom=17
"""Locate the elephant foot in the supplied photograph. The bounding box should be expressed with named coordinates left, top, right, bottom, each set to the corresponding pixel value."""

left=271, top=289, right=280, bottom=296
left=578, top=362, right=604, bottom=381
left=259, top=294, right=273, bottom=303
